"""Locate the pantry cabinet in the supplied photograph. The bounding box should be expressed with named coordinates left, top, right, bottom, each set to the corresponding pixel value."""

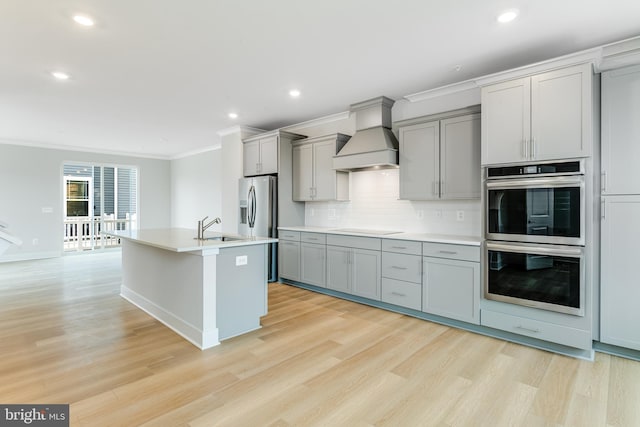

left=601, top=65, right=640, bottom=195
left=600, top=196, right=640, bottom=351
left=292, top=134, right=350, bottom=201
left=481, top=63, right=593, bottom=165
left=396, top=108, right=480, bottom=200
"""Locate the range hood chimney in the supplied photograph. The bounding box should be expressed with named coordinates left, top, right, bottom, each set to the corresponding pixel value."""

left=333, top=96, right=399, bottom=171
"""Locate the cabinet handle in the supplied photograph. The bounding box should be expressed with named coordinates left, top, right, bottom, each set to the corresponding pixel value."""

left=441, top=181, right=445, bottom=196
left=432, top=181, right=437, bottom=196
left=601, top=172, right=607, bottom=193
left=307, top=238, right=318, bottom=241
left=391, top=291, right=406, bottom=297
left=522, top=139, right=528, bottom=159
left=309, top=187, right=314, bottom=198
left=391, top=246, right=407, bottom=250
left=515, top=325, right=540, bottom=334
left=601, top=199, right=606, bottom=219
left=438, top=250, right=458, bottom=255
left=391, top=266, right=408, bottom=270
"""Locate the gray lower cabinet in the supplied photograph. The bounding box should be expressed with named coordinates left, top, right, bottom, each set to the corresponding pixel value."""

left=600, top=196, right=640, bottom=351
left=422, top=242, right=480, bottom=325
left=278, top=231, right=301, bottom=281
left=381, top=240, right=423, bottom=310
left=326, top=235, right=382, bottom=300
left=300, top=233, right=327, bottom=287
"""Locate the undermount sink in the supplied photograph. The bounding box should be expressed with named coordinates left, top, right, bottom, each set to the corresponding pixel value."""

left=196, top=235, right=245, bottom=242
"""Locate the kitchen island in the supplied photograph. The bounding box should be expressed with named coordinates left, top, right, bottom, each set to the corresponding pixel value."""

left=104, top=228, right=277, bottom=349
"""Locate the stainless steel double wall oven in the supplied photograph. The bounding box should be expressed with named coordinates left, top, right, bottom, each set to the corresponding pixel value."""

left=484, top=160, right=586, bottom=316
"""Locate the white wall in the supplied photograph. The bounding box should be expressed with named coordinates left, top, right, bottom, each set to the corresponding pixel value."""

left=0, top=143, right=171, bottom=262
left=170, top=148, right=222, bottom=231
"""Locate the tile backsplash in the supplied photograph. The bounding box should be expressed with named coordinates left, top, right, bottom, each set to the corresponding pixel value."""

left=304, top=169, right=481, bottom=236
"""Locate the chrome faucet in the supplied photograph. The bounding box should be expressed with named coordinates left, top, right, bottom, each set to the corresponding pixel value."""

left=197, top=216, right=221, bottom=239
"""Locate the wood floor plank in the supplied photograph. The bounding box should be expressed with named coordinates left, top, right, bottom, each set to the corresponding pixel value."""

left=2, top=252, right=640, bottom=426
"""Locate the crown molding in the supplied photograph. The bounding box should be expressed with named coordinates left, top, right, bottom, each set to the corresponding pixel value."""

left=216, top=125, right=265, bottom=137
left=0, top=139, right=171, bottom=160
left=282, top=110, right=351, bottom=133
left=170, top=144, right=222, bottom=160
left=595, top=35, right=640, bottom=72
left=404, top=79, right=478, bottom=103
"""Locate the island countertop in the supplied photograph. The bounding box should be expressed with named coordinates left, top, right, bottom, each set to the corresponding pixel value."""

left=104, top=228, right=277, bottom=253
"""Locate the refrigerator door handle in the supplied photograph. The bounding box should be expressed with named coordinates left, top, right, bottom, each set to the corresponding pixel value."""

left=248, top=185, right=257, bottom=228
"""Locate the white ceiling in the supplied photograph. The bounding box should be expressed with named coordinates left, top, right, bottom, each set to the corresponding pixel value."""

left=2, top=1, right=640, bottom=159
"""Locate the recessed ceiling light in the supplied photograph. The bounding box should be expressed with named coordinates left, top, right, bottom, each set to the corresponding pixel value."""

left=228, top=112, right=238, bottom=119
left=73, top=14, right=95, bottom=27
left=497, top=9, right=519, bottom=23
left=289, top=89, right=301, bottom=98
left=52, top=71, right=70, bottom=80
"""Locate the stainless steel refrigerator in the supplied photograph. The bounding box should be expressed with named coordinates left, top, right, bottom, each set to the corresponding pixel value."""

left=238, top=176, right=278, bottom=281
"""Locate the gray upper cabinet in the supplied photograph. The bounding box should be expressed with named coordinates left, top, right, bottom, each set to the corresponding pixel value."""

left=601, top=65, right=640, bottom=195
left=396, top=108, right=480, bottom=200
left=481, top=63, right=593, bottom=165
left=243, top=135, right=278, bottom=176
left=292, top=134, right=350, bottom=202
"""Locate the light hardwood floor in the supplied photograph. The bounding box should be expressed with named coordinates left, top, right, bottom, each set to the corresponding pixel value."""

left=1, top=251, right=639, bottom=426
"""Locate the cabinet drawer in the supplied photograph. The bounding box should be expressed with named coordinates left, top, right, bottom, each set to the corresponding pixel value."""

left=279, top=230, right=300, bottom=241
left=326, top=234, right=381, bottom=251
left=382, top=252, right=422, bottom=284
left=382, top=278, right=422, bottom=311
left=301, top=232, right=326, bottom=244
left=422, top=242, right=480, bottom=262
left=481, top=309, right=592, bottom=350
left=382, top=239, right=422, bottom=255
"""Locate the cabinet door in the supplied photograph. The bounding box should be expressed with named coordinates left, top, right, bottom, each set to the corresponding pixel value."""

left=292, top=145, right=313, bottom=201
left=600, top=196, right=640, bottom=351
left=481, top=77, right=531, bottom=165
left=301, top=243, right=326, bottom=287
left=279, top=241, right=300, bottom=281
left=351, top=248, right=381, bottom=300
left=326, top=246, right=351, bottom=293
left=243, top=140, right=260, bottom=176
left=440, top=113, right=481, bottom=199
left=259, top=136, right=279, bottom=174
left=423, top=256, right=480, bottom=324
left=602, top=65, right=640, bottom=195
left=313, top=140, right=337, bottom=201
left=531, top=63, right=591, bottom=160
left=399, top=120, right=439, bottom=200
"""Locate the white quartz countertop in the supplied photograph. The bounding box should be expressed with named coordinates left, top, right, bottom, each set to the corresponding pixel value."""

left=278, top=226, right=481, bottom=246
left=104, top=228, right=277, bottom=253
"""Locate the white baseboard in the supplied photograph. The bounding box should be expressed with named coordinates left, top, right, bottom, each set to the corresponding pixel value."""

left=120, top=285, right=220, bottom=350
left=0, top=251, right=60, bottom=263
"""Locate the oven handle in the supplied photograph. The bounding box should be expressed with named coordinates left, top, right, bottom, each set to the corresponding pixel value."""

left=486, top=176, right=584, bottom=189
left=486, top=241, right=583, bottom=257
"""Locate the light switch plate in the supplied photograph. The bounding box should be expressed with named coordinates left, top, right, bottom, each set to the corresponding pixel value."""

left=236, top=255, right=248, bottom=266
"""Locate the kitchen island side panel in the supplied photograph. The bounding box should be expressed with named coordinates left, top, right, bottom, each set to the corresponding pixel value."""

left=120, top=240, right=219, bottom=348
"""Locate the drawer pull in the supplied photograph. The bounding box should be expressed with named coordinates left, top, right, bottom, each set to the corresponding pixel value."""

left=307, top=238, right=319, bottom=241
left=515, top=325, right=540, bottom=334
left=391, top=266, right=408, bottom=270
left=391, top=291, right=406, bottom=297
left=438, top=250, right=458, bottom=255
left=391, top=246, right=407, bottom=250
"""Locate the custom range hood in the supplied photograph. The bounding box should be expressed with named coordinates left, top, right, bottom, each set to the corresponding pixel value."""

left=333, top=96, right=399, bottom=171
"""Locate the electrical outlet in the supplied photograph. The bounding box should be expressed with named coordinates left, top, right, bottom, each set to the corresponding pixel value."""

left=41, top=207, right=53, bottom=214
left=416, top=210, right=424, bottom=220
left=311, top=208, right=315, bottom=217
left=32, top=238, right=39, bottom=246
left=328, top=209, right=336, bottom=219
left=456, top=210, right=465, bottom=222
left=235, top=255, right=247, bottom=266
left=434, top=209, right=442, bottom=218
